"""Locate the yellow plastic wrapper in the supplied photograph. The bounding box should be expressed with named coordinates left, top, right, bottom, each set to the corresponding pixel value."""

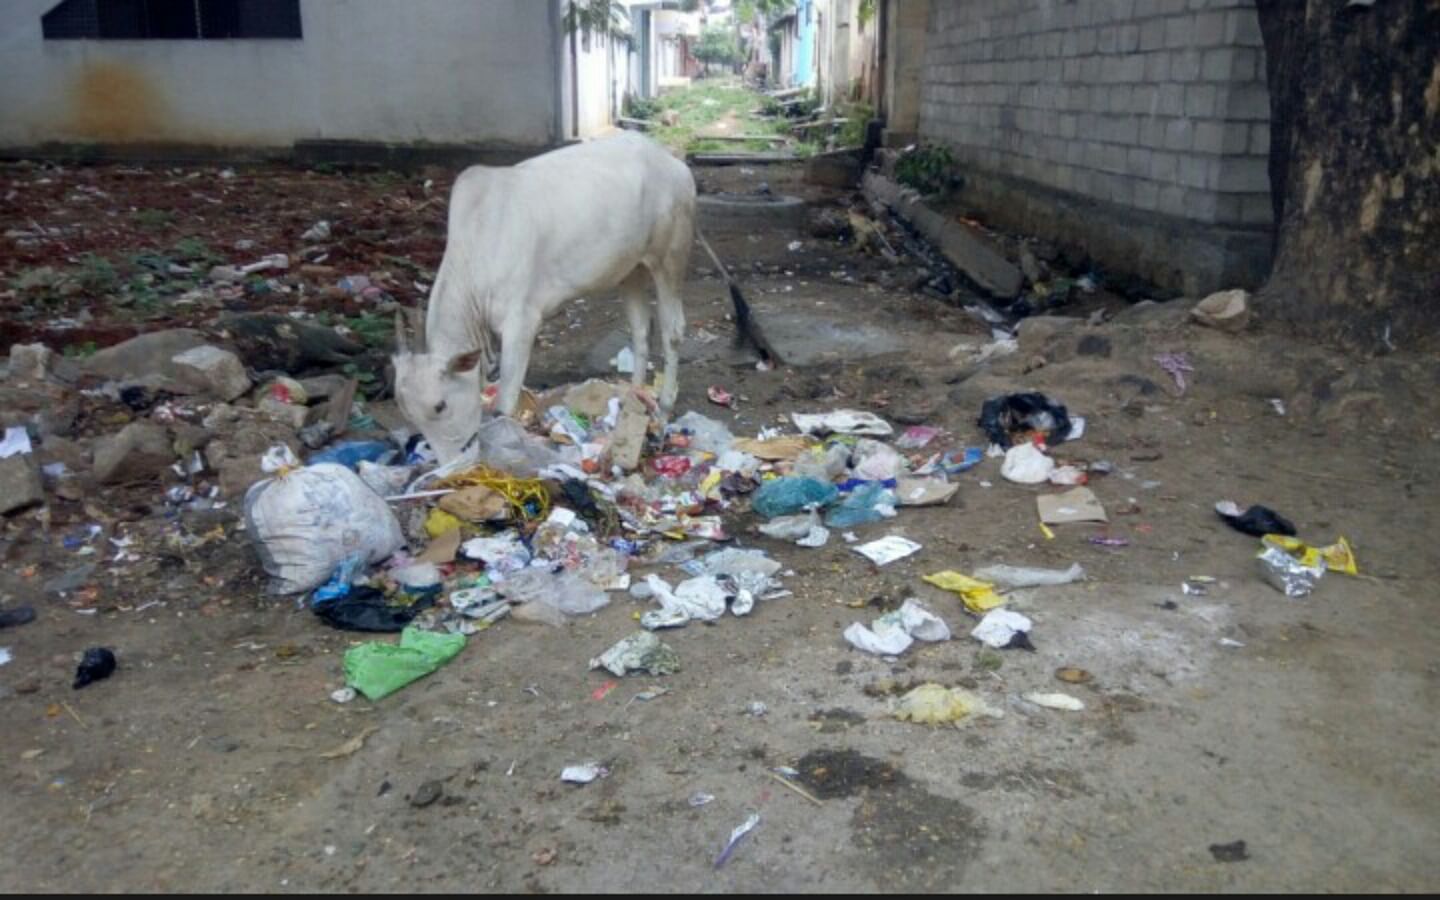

left=424, top=508, right=464, bottom=538
left=894, top=683, right=1001, bottom=725
left=922, top=571, right=1003, bottom=613
left=699, top=469, right=724, bottom=501
left=1261, top=535, right=1359, bottom=576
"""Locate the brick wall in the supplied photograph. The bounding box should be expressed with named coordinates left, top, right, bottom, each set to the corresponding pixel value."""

left=918, top=0, right=1271, bottom=231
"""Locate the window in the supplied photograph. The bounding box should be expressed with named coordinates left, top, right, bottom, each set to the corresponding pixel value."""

left=42, top=0, right=303, bottom=40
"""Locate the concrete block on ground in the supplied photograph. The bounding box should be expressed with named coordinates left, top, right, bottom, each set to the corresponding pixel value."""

left=863, top=173, right=1023, bottom=299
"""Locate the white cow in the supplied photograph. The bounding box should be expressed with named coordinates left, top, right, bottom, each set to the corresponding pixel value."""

left=393, top=133, right=696, bottom=463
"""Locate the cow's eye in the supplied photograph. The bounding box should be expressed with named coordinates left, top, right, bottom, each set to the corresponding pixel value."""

left=434, top=401, right=447, bottom=415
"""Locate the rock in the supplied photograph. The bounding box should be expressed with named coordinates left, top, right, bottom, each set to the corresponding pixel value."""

left=1015, top=316, right=1082, bottom=352
left=43, top=563, right=95, bottom=595
left=7, top=343, right=78, bottom=383
left=82, top=330, right=209, bottom=387
left=172, top=345, right=252, bottom=402
left=170, top=423, right=212, bottom=459
left=216, top=456, right=267, bottom=498
left=36, top=435, right=90, bottom=474
left=0, top=454, right=44, bottom=515
left=1076, top=334, right=1113, bottom=357
left=1019, top=247, right=1045, bottom=284
left=205, top=419, right=303, bottom=497
left=258, top=397, right=312, bottom=430
left=1191, top=289, right=1250, bottom=333
left=1, top=381, right=81, bottom=438
left=297, top=374, right=353, bottom=401
left=660, top=109, right=680, bottom=127
left=92, top=422, right=175, bottom=485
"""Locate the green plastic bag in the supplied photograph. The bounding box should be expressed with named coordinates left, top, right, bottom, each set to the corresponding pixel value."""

left=343, top=627, right=467, bottom=701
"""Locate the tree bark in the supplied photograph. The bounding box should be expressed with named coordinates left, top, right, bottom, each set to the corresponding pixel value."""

left=1255, top=0, right=1440, bottom=351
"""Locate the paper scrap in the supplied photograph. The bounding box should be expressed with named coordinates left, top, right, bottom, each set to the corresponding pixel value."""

left=853, top=536, right=922, bottom=566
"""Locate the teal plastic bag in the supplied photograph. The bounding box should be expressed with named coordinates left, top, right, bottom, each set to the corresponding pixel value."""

left=825, top=483, right=898, bottom=528
left=751, top=477, right=839, bottom=519
left=343, top=627, right=467, bottom=701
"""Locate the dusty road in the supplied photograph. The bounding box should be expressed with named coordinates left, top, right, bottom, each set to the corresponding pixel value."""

left=1, top=159, right=1438, bottom=893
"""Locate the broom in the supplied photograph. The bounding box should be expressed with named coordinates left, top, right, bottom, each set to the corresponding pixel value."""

left=696, top=231, right=784, bottom=367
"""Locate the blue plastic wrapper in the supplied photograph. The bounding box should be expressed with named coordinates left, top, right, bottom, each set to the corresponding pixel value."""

left=825, top=483, right=897, bottom=528
left=946, top=447, right=985, bottom=473
left=751, top=477, right=839, bottom=519
left=312, top=554, right=364, bottom=605
left=307, top=441, right=395, bottom=470
left=836, top=477, right=898, bottom=493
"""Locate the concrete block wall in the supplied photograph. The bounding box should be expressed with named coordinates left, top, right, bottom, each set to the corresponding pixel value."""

left=915, top=0, right=1274, bottom=292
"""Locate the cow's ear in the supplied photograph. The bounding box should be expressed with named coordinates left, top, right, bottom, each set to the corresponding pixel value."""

left=446, top=348, right=485, bottom=375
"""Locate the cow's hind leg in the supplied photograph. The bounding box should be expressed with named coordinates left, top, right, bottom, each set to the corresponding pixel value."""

left=619, top=267, right=652, bottom=390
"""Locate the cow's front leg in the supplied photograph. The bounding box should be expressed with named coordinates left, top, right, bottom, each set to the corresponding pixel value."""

left=494, top=319, right=539, bottom=417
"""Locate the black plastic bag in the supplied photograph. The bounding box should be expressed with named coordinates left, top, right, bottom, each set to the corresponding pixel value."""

left=314, top=587, right=434, bottom=633
left=978, top=393, right=1073, bottom=448
left=1216, top=502, right=1296, bottom=538
left=73, top=647, right=117, bottom=689
left=0, top=605, right=36, bottom=629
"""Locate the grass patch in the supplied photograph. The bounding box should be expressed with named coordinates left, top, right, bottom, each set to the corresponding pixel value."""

left=651, top=79, right=798, bottom=156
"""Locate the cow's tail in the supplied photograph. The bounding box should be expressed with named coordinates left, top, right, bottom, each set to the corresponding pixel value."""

left=695, top=229, right=781, bottom=365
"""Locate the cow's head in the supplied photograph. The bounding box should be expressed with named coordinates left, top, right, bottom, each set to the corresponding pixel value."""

left=392, top=311, right=488, bottom=464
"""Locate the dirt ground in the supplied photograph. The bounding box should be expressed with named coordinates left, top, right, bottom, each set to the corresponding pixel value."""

left=2, top=158, right=1438, bottom=893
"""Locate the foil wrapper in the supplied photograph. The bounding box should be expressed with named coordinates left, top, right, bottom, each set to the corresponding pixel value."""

left=1258, top=546, right=1325, bottom=597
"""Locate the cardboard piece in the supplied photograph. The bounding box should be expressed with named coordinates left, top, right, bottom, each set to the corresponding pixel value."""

left=416, top=528, right=461, bottom=565
left=895, top=477, right=960, bottom=507
left=440, top=485, right=511, bottom=522
left=731, top=436, right=813, bottom=461
left=1037, top=487, right=1108, bottom=525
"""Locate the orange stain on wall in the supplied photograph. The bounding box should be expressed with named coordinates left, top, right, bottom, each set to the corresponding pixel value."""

left=68, top=61, right=167, bottom=141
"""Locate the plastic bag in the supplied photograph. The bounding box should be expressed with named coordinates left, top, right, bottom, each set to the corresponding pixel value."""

left=357, top=461, right=416, bottom=498
left=315, top=586, right=434, bottom=632
left=307, top=440, right=395, bottom=469
left=790, top=443, right=852, bottom=482
left=497, top=567, right=610, bottom=618
left=590, top=632, right=681, bottom=677
left=978, top=393, right=1072, bottom=448
left=670, top=411, right=735, bottom=455
left=1000, top=443, right=1055, bottom=484
left=825, top=483, right=897, bottom=527
left=245, top=447, right=405, bottom=595
left=853, top=439, right=905, bottom=481
left=1215, top=501, right=1296, bottom=538
left=471, top=416, right=566, bottom=476
left=922, top=571, right=1004, bottom=613
left=844, top=599, right=950, bottom=655
left=972, top=562, right=1085, bottom=589
left=970, top=609, right=1035, bottom=650
left=343, top=627, right=467, bottom=701
left=751, top=477, right=839, bottom=519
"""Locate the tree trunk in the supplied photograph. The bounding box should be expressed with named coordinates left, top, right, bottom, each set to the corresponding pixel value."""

left=1255, top=0, right=1440, bottom=351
